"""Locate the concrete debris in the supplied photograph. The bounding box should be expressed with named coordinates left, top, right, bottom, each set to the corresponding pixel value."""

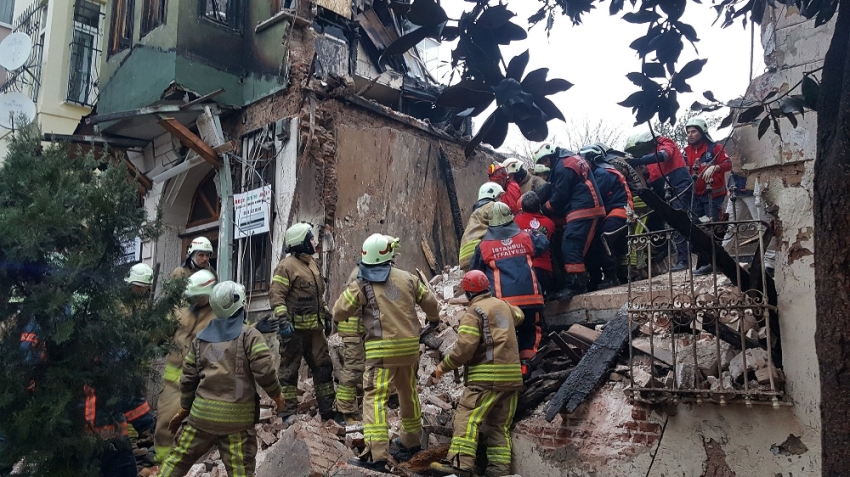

left=729, top=348, right=769, bottom=381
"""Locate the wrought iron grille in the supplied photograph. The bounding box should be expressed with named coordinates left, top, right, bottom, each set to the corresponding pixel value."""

left=625, top=218, right=783, bottom=408
left=0, top=0, right=45, bottom=100
left=66, top=0, right=103, bottom=107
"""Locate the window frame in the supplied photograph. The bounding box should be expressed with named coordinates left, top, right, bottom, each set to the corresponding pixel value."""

left=108, top=0, right=134, bottom=56
left=199, top=0, right=244, bottom=32
left=140, top=0, right=167, bottom=37
left=66, top=0, right=103, bottom=107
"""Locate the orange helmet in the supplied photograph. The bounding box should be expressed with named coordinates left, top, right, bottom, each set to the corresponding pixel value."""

left=461, top=270, right=490, bottom=294
left=488, top=162, right=507, bottom=180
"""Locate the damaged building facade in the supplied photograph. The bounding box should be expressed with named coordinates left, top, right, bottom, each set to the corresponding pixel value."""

left=91, top=0, right=494, bottom=314
left=509, top=5, right=824, bottom=476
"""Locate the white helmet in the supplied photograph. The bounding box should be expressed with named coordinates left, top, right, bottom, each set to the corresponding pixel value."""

left=284, top=222, right=313, bottom=248
left=488, top=202, right=514, bottom=227
left=501, top=158, right=523, bottom=175
left=210, top=281, right=246, bottom=318
left=361, top=233, right=394, bottom=265
left=478, top=182, right=505, bottom=201
left=188, top=237, right=214, bottom=255
left=185, top=269, right=217, bottom=297
left=125, top=263, right=154, bottom=286
left=532, top=143, right=557, bottom=163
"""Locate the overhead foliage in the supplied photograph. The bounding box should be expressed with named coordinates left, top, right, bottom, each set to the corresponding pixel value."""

left=382, top=0, right=572, bottom=156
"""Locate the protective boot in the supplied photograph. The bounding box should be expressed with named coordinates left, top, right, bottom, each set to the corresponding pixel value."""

left=596, top=267, right=620, bottom=290
left=389, top=437, right=421, bottom=463
left=547, top=273, right=587, bottom=302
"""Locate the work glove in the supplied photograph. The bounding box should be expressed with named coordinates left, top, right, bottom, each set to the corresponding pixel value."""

left=323, top=305, right=333, bottom=337
left=279, top=321, right=294, bottom=339
left=271, top=393, right=286, bottom=413
left=255, top=313, right=279, bottom=334
left=168, top=407, right=190, bottom=435
left=430, top=368, right=445, bottom=384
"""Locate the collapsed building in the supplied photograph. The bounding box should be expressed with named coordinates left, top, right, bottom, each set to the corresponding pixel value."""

left=80, top=1, right=824, bottom=476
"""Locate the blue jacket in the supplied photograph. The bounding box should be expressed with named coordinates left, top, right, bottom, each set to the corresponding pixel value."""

left=543, top=154, right=606, bottom=222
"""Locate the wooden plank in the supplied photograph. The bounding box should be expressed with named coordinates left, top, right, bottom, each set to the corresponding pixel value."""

left=549, top=331, right=582, bottom=363
left=420, top=237, right=438, bottom=275
left=566, top=323, right=601, bottom=346
left=528, top=343, right=561, bottom=367
left=544, top=310, right=637, bottom=421
left=157, top=116, right=221, bottom=168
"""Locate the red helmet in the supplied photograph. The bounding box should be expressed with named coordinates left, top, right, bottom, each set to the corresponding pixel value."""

left=488, top=163, right=507, bottom=180
left=462, top=270, right=490, bottom=294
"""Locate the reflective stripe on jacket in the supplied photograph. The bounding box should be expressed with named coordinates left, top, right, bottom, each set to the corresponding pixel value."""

left=593, top=166, right=633, bottom=214
left=165, top=304, right=216, bottom=383
left=437, top=293, right=524, bottom=391
left=459, top=200, right=496, bottom=270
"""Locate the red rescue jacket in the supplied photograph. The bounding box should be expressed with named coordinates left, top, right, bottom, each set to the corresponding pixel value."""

left=684, top=140, right=731, bottom=198
left=514, top=212, right=555, bottom=272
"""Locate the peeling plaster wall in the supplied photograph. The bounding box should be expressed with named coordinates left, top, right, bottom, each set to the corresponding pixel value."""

left=512, top=5, right=824, bottom=476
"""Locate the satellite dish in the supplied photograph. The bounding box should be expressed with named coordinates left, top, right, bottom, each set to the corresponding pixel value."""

left=0, top=91, right=36, bottom=129
left=0, top=32, right=33, bottom=71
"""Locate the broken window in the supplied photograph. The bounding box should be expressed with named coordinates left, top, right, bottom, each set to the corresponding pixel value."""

left=0, top=0, right=15, bottom=26
left=624, top=211, right=783, bottom=407
left=234, top=124, right=277, bottom=294
left=201, top=0, right=243, bottom=30
left=141, top=0, right=167, bottom=36
left=187, top=170, right=221, bottom=228
left=108, top=0, right=133, bottom=55
left=269, top=0, right=295, bottom=14
left=67, top=1, right=103, bottom=106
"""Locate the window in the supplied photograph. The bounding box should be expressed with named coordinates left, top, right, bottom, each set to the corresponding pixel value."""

left=270, top=0, right=296, bottom=13
left=141, top=0, right=167, bottom=36
left=109, top=0, right=133, bottom=55
left=235, top=125, right=277, bottom=294
left=187, top=171, right=221, bottom=228
left=201, top=0, right=243, bottom=30
left=0, top=0, right=15, bottom=26
left=67, top=1, right=103, bottom=106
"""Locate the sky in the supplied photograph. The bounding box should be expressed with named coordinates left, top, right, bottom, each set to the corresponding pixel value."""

left=427, top=0, right=765, bottom=152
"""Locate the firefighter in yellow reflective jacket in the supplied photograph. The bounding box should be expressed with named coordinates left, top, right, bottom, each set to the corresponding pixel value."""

left=270, top=222, right=336, bottom=419
left=153, top=269, right=217, bottom=463
left=459, top=182, right=505, bottom=271
left=333, top=233, right=440, bottom=471
left=335, top=236, right=400, bottom=425
left=159, top=281, right=285, bottom=477
left=430, top=270, right=524, bottom=477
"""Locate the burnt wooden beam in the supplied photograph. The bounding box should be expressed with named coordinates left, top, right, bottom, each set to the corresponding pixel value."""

left=437, top=146, right=464, bottom=244
left=515, top=369, right=573, bottom=420
left=548, top=331, right=582, bottom=363
left=544, top=310, right=636, bottom=421
left=157, top=116, right=221, bottom=168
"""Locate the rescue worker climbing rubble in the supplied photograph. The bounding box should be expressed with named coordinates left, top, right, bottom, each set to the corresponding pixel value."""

left=581, top=143, right=634, bottom=291
left=159, top=281, right=284, bottom=477
left=459, top=182, right=505, bottom=271
left=488, top=162, right=522, bottom=215
left=533, top=143, right=606, bottom=302
left=332, top=233, right=440, bottom=472
left=335, top=235, right=400, bottom=426
left=502, top=157, right=546, bottom=195
left=270, top=222, right=336, bottom=420
left=683, top=116, right=732, bottom=275
left=171, top=236, right=217, bottom=279
left=153, top=269, right=217, bottom=464
left=430, top=270, right=524, bottom=477
left=624, top=131, right=694, bottom=272
left=469, top=202, right=548, bottom=379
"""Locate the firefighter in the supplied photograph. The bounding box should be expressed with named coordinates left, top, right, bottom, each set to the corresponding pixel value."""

left=624, top=131, right=694, bottom=272
left=332, top=234, right=440, bottom=471
left=580, top=143, right=634, bottom=290
left=488, top=162, right=522, bottom=215
left=683, top=117, right=732, bottom=275
left=429, top=270, right=524, bottom=477
left=159, top=281, right=285, bottom=477
left=270, top=222, right=336, bottom=420
left=533, top=143, right=606, bottom=302
left=459, top=182, right=505, bottom=271
left=153, top=269, right=217, bottom=463
left=335, top=236, right=401, bottom=425
left=514, top=191, right=556, bottom=296
left=469, top=202, right=548, bottom=379
left=172, top=236, right=216, bottom=279
left=502, top=157, right=547, bottom=195
left=125, top=263, right=154, bottom=295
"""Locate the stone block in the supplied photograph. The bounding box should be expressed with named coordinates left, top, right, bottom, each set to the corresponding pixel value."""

left=729, top=348, right=769, bottom=381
